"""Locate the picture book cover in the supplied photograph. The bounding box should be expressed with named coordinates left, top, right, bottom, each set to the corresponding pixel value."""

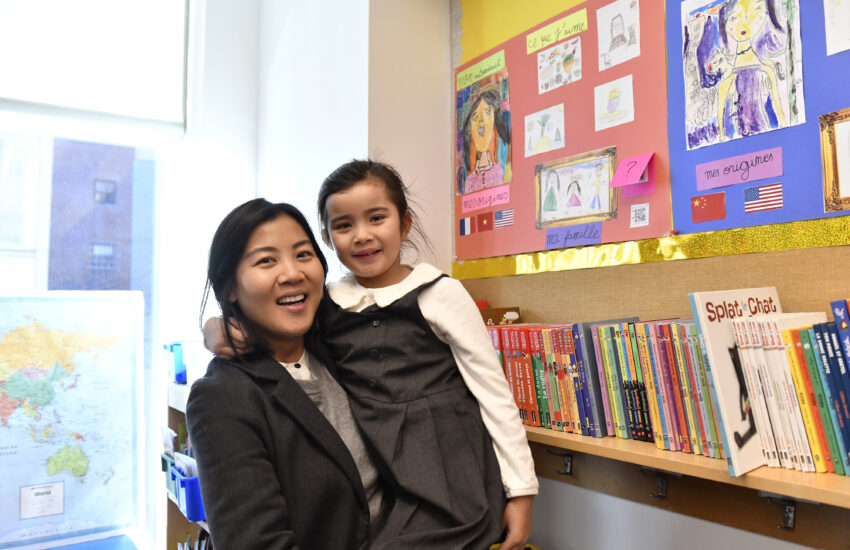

left=688, top=286, right=782, bottom=476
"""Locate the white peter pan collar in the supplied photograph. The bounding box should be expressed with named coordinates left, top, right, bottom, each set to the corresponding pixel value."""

left=327, top=263, right=443, bottom=310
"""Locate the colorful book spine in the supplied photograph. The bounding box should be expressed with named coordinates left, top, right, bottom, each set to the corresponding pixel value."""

left=694, top=326, right=733, bottom=471
left=687, top=322, right=720, bottom=459
left=789, top=328, right=833, bottom=472
left=614, top=324, right=637, bottom=439
left=636, top=323, right=665, bottom=449
left=575, top=325, right=604, bottom=437
left=627, top=323, right=652, bottom=442
left=783, top=328, right=827, bottom=472
left=826, top=321, right=850, bottom=464
left=679, top=322, right=709, bottom=456
left=799, top=329, right=844, bottom=474
left=539, top=328, right=563, bottom=432
left=600, top=325, right=629, bottom=438
left=562, top=327, right=582, bottom=433
left=671, top=322, right=701, bottom=454
left=617, top=324, right=642, bottom=440
left=662, top=322, right=691, bottom=452
left=567, top=324, right=589, bottom=436
left=652, top=322, right=682, bottom=451
left=829, top=300, right=850, bottom=417
left=552, top=327, right=574, bottom=433
left=591, top=326, right=614, bottom=436
left=810, top=325, right=850, bottom=472
left=526, top=327, right=551, bottom=429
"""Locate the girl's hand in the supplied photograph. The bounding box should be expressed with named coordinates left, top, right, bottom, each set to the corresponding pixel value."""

left=498, top=495, right=533, bottom=550
left=202, top=317, right=253, bottom=359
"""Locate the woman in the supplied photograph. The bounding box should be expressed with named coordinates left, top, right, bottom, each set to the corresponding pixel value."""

left=186, top=199, right=387, bottom=550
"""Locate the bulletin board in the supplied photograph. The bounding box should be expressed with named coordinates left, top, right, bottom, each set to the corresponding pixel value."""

left=453, top=0, right=850, bottom=264
left=453, top=1, right=673, bottom=262
left=666, top=0, right=850, bottom=235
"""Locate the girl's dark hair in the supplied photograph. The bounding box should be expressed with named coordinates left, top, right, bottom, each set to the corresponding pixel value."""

left=317, top=159, right=433, bottom=260
left=461, top=89, right=510, bottom=175
left=200, top=199, right=328, bottom=358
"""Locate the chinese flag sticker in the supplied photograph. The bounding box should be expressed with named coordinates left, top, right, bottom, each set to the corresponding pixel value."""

left=691, top=192, right=726, bottom=223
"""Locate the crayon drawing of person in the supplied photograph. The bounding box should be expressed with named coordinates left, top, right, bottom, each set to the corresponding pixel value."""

left=461, top=87, right=511, bottom=194
left=590, top=163, right=604, bottom=210
left=609, top=13, right=627, bottom=51
left=566, top=180, right=582, bottom=207
left=543, top=170, right=559, bottom=215
left=715, top=0, right=787, bottom=140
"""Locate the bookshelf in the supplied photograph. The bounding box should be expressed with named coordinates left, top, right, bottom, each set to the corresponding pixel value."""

left=165, top=382, right=207, bottom=548
left=459, top=243, right=850, bottom=546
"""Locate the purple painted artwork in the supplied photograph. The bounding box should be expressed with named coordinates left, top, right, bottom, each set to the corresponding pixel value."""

left=680, top=0, right=804, bottom=151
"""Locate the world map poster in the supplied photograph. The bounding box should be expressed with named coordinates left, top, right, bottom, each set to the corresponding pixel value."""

left=0, top=292, right=143, bottom=549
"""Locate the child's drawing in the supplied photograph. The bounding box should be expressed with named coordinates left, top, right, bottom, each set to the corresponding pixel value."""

left=681, top=0, right=805, bottom=150
left=825, top=0, right=850, bottom=56
left=537, top=36, right=582, bottom=94
left=536, top=147, right=618, bottom=229
left=597, top=0, right=641, bottom=71
left=594, top=75, right=635, bottom=131
left=456, top=69, right=512, bottom=195
left=525, top=104, right=565, bottom=158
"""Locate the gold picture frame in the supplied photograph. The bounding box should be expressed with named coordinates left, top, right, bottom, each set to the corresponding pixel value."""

left=535, top=146, right=618, bottom=229
left=820, top=107, right=850, bottom=212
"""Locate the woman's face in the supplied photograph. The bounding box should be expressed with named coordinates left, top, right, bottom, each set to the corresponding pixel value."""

left=726, top=0, right=768, bottom=43
left=470, top=99, right=496, bottom=153
left=231, top=214, right=325, bottom=362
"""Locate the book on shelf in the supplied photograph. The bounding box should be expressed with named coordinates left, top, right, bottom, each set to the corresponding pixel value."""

left=811, top=324, right=850, bottom=472
left=688, top=286, right=782, bottom=477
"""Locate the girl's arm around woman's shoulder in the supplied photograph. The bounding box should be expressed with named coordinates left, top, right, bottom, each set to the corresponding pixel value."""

left=419, top=276, right=539, bottom=498
left=185, top=364, right=302, bottom=550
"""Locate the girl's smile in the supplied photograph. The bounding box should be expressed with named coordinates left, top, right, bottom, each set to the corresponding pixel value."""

left=325, top=178, right=412, bottom=289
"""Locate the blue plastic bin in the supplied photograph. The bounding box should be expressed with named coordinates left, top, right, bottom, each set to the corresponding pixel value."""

left=170, top=466, right=206, bottom=522
left=163, top=342, right=187, bottom=384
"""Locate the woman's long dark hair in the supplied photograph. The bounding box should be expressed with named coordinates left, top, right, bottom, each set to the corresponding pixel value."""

left=200, top=199, right=328, bottom=358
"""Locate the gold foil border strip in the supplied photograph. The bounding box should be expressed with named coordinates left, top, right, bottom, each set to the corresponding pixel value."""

left=452, top=217, right=850, bottom=279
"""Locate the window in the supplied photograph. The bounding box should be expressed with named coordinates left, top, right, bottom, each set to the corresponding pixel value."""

left=93, top=179, right=117, bottom=204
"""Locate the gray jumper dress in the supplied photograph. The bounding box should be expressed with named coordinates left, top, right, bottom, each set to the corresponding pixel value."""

left=318, top=276, right=505, bottom=549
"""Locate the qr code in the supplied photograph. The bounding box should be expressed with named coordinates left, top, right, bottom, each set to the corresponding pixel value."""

left=630, top=203, right=649, bottom=228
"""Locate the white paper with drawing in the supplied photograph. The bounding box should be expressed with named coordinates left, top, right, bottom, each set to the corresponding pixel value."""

left=525, top=104, right=566, bottom=158
left=537, top=36, right=583, bottom=94
left=681, top=0, right=805, bottom=150
left=594, top=75, right=635, bottom=131
left=597, top=0, right=641, bottom=71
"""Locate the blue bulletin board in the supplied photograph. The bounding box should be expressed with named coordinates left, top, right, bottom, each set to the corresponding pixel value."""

left=666, top=0, right=850, bottom=235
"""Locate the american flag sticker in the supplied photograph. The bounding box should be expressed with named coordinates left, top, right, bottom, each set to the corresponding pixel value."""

left=743, top=182, right=783, bottom=213
left=494, top=209, right=514, bottom=228
left=459, top=217, right=474, bottom=236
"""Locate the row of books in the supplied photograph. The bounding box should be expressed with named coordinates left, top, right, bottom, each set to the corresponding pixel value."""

left=488, top=286, right=850, bottom=477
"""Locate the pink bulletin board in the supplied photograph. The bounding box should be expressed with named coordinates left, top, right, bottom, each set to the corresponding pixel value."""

left=453, top=0, right=672, bottom=262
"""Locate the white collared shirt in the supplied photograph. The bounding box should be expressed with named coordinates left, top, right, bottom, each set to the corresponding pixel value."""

left=328, top=263, right=538, bottom=498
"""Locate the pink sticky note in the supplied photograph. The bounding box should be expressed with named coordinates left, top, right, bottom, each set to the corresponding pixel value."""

left=612, top=153, right=655, bottom=197
left=695, top=147, right=782, bottom=191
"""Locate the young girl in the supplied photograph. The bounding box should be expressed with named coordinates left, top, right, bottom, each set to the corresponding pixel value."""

left=206, top=160, right=537, bottom=549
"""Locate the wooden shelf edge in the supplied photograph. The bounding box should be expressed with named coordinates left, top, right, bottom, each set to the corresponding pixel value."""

left=526, top=426, right=850, bottom=510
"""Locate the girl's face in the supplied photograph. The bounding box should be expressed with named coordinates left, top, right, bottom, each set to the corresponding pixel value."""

left=325, top=179, right=412, bottom=289
left=231, top=214, right=325, bottom=362
left=470, top=99, right=495, bottom=153
left=727, top=0, right=767, bottom=43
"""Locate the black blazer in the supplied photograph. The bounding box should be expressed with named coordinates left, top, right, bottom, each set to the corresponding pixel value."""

left=186, top=347, right=373, bottom=550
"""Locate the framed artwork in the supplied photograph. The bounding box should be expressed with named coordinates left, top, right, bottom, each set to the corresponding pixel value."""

left=820, top=107, right=850, bottom=213
left=535, top=146, right=617, bottom=229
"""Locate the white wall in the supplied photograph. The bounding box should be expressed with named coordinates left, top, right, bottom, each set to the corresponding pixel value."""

left=157, top=0, right=260, bottom=341
left=256, top=0, right=369, bottom=279
left=531, top=478, right=811, bottom=550
left=368, top=0, right=453, bottom=272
